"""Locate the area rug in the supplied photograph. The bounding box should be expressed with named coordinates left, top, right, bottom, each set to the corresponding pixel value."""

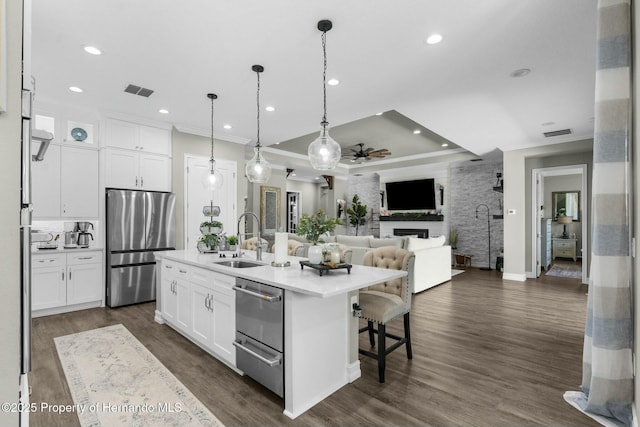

left=545, top=263, right=582, bottom=279
left=54, top=324, right=224, bottom=427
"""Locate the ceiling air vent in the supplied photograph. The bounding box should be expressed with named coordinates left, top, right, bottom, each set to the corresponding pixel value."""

left=543, top=128, right=572, bottom=138
left=124, top=84, right=154, bottom=98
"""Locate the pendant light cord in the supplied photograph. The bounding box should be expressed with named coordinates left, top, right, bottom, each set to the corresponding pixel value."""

left=210, top=97, right=215, bottom=164
left=256, top=70, right=261, bottom=149
left=321, top=29, right=328, bottom=127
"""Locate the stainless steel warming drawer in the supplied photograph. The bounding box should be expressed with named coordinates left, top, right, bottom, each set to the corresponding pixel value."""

left=233, top=277, right=284, bottom=397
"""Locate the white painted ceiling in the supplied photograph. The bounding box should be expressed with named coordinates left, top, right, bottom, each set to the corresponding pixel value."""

left=31, top=0, right=597, bottom=172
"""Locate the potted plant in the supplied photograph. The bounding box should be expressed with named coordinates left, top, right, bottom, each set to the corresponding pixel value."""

left=296, top=209, right=341, bottom=264
left=346, top=194, right=368, bottom=236
left=200, top=220, right=223, bottom=234
left=449, top=228, right=458, bottom=250
left=198, top=233, right=220, bottom=252
left=227, top=235, right=238, bottom=251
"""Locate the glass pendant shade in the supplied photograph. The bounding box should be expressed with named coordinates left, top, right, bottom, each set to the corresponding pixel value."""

left=202, top=159, right=224, bottom=190
left=246, top=147, right=272, bottom=183
left=308, top=125, right=341, bottom=170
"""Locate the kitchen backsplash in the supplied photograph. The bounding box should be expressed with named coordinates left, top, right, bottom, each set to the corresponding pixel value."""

left=32, top=220, right=101, bottom=250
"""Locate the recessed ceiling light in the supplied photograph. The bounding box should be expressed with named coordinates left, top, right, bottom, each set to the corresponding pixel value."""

left=223, top=124, right=232, bottom=130
left=426, top=34, right=443, bottom=45
left=441, top=143, right=449, bottom=147
left=327, top=78, right=340, bottom=86
left=375, top=112, right=383, bottom=116
left=158, top=109, right=169, bottom=114
left=413, top=130, right=421, bottom=135
left=265, top=106, right=275, bottom=112
left=83, top=46, right=102, bottom=55
left=510, top=68, right=531, bottom=78
left=69, top=86, right=83, bottom=93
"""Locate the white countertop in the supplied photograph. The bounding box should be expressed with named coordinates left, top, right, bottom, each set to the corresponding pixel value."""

left=155, top=249, right=406, bottom=298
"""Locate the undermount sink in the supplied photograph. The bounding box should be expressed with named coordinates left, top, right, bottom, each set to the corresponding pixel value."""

left=215, top=260, right=264, bottom=268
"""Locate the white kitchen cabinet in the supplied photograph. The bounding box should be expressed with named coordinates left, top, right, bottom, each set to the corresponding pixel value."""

left=105, top=119, right=170, bottom=155
left=160, top=261, right=191, bottom=333
left=32, top=254, right=66, bottom=311
left=32, top=251, right=103, bottom=317
left=210, top=272, right=236, bottom=365
left=32, top=144, right=99, bottom=218
left=104, top=148, right=171, bottom=191
left=158, top=260, right=236, bottom=366
left=66, top=252, right=102, bottom=304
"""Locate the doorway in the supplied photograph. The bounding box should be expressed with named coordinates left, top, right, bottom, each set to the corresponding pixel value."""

left=185, top=155, right=237, bottom=249
left=531, top=165, right=588, bottom=283
left=286, top=192, right=300, bottom=233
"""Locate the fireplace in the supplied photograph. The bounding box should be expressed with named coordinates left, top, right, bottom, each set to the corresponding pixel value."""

left=393, top=228, right=428, bottom=239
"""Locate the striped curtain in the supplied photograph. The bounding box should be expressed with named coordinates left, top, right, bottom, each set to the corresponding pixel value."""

left=564, top=0, right=633, bottom=426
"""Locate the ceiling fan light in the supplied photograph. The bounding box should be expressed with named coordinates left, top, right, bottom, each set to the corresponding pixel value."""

left=308, top=126, right=341, bottom=170
left=245, top=147, right=272, bottom=183
left=202, top=159, right=224, bottom=190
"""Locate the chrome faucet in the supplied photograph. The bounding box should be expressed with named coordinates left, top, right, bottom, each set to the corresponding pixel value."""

left=236, top=212, right=262, bottom=261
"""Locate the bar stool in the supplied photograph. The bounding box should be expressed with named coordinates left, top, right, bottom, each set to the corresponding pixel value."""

left=358, top=246, right=415, bottom=383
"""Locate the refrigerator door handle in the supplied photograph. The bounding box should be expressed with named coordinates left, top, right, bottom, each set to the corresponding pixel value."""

left=20, top=209, right=32, bottom=374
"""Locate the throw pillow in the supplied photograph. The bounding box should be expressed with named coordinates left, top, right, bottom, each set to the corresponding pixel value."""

left=407, top=235, right=446, bottom=250
left=369, top=237, right=404, bottom=248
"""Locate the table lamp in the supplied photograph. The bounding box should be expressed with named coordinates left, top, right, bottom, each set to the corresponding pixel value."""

left=558, top=215, right=573, bottom=238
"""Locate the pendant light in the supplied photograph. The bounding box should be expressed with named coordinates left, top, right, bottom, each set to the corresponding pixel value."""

left=202, top=93, right=224, bottom=190
left=245, top=64, right=272, bottom=183
left=308, top=19, right=341, bottom=170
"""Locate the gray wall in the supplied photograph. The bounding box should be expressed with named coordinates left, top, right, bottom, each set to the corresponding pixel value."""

left=449, top=157, right=504, bottom=269
left=0, top=0, right=24, bottom=423
left=524, top=151, right=592, bottom=273
left=171, top=128, right=247, bottom=249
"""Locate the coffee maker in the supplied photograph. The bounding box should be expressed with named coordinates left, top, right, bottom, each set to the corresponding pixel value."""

left=75, top=221, right=94, bottom=247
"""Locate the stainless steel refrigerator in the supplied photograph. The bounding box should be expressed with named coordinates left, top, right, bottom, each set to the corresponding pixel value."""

left=106, top=189, right=176, bottom=307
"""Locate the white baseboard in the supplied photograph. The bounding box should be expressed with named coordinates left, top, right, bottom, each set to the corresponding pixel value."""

left=502, top=272, right=526, bottom=282
left=346, top=361, right=361, bottom=383
left=526, top=271, right=537, bottom=279
left=154, top=310, right=165, bottom=324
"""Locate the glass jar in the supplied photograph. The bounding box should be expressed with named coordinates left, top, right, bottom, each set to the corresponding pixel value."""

left=329, top=243, right=341, bottom=264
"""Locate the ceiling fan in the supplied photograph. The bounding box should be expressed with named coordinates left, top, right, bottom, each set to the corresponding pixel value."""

left=343, top=143, right=391, bottom=163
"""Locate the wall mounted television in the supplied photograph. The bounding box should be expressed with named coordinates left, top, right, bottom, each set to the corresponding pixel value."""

left=385, top=178, right=436, bottom=210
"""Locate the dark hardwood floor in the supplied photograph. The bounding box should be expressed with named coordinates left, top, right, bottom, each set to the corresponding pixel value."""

left=30, top=269, right=598, bottom=427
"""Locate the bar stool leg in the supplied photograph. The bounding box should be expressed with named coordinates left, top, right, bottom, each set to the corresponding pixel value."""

left=378, top=323, right=386, bottom=383
left=368, top=321, right=375, bottom=347
left=404, top=313, right=412, bottom=359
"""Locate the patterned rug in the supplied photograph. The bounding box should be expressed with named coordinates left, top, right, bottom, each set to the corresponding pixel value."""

left=545, top=263, right=582, bottom=279
left=54, top=324, right=224, bottom=427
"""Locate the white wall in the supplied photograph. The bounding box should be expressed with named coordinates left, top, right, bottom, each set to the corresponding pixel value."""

left=0, top=0, right=25, bottom=424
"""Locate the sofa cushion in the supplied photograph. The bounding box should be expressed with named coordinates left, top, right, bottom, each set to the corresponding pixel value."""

left=336, top=235, right=373, bottom=247
left=369, top=236, right=405, bottom=249
left=407, top=235, right=446, bottom=250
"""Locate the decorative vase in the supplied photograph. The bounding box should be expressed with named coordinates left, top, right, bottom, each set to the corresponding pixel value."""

left=308, top=244, right=323, bottom=264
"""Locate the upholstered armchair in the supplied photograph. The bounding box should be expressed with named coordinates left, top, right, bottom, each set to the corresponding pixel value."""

left=241, top=237, right=269, bottom=251
left=271, top=239, right=304, bottom=256
left=359, top=246, right=415, bottom=383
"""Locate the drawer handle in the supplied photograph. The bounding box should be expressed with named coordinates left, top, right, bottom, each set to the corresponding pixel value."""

left=232, top=285, right=281, bottom=302
left=165, top=265, right=173, bottom=269
left=179, top=269, right=187, bottom=274
left=233, top=340, right=281, bottom=367
left=77, top=256, right=93, bottom=260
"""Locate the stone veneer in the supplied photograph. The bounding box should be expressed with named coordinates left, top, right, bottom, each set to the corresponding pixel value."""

left=346, top=174, right=381, bottom=236
left=449, top=157, right=504, bottom=269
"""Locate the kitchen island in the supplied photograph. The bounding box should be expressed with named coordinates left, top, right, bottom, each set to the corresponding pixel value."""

left=154, top=249, right=406, bottom=419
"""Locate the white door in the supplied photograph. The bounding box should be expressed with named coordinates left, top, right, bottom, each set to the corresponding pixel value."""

left=105, top=148, right=139, bottom=189
left=185, top=156, right=237, bottom=249
left=32, top=143, right=61, bottom=218
left=61, top=147, right=99, bottom=217
left=139, top=153, right=170, bottom=191
left=66, top=263, right=102, bottom=305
